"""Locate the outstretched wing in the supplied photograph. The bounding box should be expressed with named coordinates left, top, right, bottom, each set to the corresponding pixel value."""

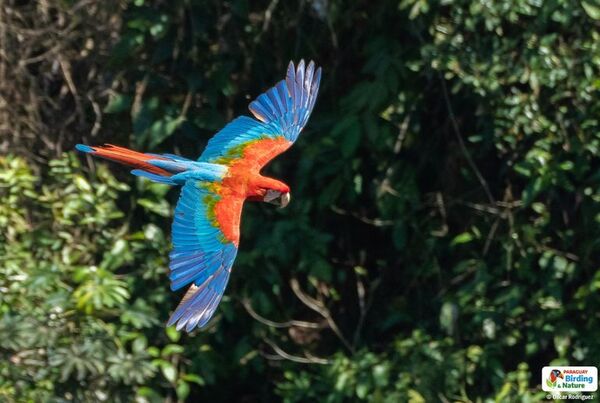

left=198, top=60, right=322, bottom=170
left=166, top=180, right=243, bottom=331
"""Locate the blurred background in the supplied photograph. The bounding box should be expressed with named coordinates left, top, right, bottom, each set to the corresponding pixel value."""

left=1, top=0, right=599, bottom=401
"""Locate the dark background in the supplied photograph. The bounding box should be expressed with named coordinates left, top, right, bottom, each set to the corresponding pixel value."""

left=1, top=0, right=599, bottom=401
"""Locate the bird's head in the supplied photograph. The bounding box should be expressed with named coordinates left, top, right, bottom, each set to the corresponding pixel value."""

left=551, top=369, right=564, bottom=380
left=248, top=177, right=291, bottom=208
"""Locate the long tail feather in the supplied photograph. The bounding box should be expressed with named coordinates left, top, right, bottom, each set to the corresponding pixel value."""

left=76, top=143, right=170, bottom=176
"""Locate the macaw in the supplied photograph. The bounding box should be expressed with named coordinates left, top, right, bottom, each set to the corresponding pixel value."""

left=76, top=60, right=321, bottom=332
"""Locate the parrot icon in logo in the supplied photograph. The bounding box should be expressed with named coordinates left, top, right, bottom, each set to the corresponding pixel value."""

left=546, top=369, right=564, bottom=388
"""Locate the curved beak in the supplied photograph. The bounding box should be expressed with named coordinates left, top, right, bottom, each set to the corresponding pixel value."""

left=279, top=192, right=290, bottom=208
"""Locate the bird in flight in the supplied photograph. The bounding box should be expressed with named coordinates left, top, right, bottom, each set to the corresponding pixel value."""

left=76, top=60, right=322, bottom=332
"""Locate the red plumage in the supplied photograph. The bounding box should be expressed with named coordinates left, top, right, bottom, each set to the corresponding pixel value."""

left=82, top=144, right=170, bottom=176
left=213, top=138, right=292, bottom=245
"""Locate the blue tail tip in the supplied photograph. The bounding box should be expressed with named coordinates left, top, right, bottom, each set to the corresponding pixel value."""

left=75, top=144, right=94, bottom=153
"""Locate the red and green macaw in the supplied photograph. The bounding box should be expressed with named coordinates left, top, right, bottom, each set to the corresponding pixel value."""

left=76, top=60, right=321, bottom=332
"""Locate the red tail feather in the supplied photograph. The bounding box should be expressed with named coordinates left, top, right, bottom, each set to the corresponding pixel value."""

left=85, top=144, right=169, bottom=176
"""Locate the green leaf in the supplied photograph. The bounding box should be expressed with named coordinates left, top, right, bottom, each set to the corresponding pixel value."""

left=162, top=344, right=184, bottom=357
left=408, top=389, right=426, bottom=403
left=161, top=363, right=177, bottom=383
left=176, top=380, right=190, bottom=400
left=137, top=198, right=171, bottom=217
left=182, top=373, right=205, bottom=385
left=104, top=94, right=132, bottom=114
left=451, top=232, right=473, bottom=246
left=74, top=176, right=92, bottom=192
left=147, top=116, right=185, bottom=148
left=356, top=382, right=369, bottom=399
left=582, top=1, right=600, bottom=19
left=166, top=325, right=181, bottom=342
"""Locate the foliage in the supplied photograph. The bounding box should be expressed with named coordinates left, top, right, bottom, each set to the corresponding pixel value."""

left=2, top=0, right=600, bottom=401
left=0, top=155, right=200, bottom=401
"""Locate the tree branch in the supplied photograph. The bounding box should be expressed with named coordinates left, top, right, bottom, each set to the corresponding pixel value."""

left=262, top=338, right=330, bottom=365
left=241, top=298, right=322, bottom=329
left=290, top=278, right=355, bottom=354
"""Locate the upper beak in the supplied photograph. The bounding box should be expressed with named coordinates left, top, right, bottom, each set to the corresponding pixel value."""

left=279, top=192, right=290, bottom=208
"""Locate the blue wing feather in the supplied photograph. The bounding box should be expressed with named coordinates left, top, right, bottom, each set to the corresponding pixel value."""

left=167, top=180, right=241, bottom=331
left=166, top=246, right=236, bottom=331
left=198, top=60, right=322, bottom=163
left=130, top=170, right=178, bottom=185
